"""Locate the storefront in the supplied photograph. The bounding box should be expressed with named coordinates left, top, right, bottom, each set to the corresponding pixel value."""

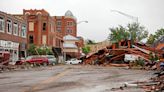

left=0, top=40, right=19, bottom=62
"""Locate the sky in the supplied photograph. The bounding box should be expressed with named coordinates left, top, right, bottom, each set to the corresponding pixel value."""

left=0, top=0, right=164, bottom=42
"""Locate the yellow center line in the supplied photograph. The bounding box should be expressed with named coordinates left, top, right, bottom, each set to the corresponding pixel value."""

left=23, top=69, right=71, bottom=92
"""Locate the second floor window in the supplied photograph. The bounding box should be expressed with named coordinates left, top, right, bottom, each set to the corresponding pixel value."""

left=21, top=25, right=26, bottom=38
left=57, top=21, right=61, bottom=26
left=0, top=17, right=5, bottom=32
left=13, top=23, right=18, bottom=36
left=67, top=29, right=72, bottom=33
left=43, top=22, right=46, bottom=31
left=29, top=22, right=34, bottom=31
left=7, top=19, right=12, bottom=34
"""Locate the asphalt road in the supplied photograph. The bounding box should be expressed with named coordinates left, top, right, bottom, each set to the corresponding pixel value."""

left=0, top=65, right=154, bottom=92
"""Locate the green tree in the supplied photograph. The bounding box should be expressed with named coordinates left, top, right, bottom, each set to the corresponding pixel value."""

left=37, top=47, right=53, bottom=55
left=147, top=34, right=156, bottom=44
left=154, top=28, right=164, bottom=39
left=108, top=25, right=129, bottom=43
left=127, top=23, right=148, bottom=41
left=147, top=28, right=164, bottom=44
left=27, top=44, right=37, bottom=55
left=108, top=23, right=148, bottom=44
left=82, top=46, right=90, bottom=54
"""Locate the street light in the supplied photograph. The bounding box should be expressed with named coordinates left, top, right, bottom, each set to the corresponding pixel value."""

left=76, top=20, right=88, bottom=58
left=77, top=21, right=88, bottom=24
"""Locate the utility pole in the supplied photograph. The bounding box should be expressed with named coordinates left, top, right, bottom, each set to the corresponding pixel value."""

left=111, top=10, right=138, bottom=23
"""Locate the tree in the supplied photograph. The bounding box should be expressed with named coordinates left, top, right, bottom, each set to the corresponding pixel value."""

left=27, top=44, right=37, bottom=55
left=154, top=28, right=164, bottom=39
left=27, top=44, right=53, bottom=55
left=108, top=23, right=148, bottom=44
left=147, top=28, right=164, bottom=44
left=109, top=25, right=129, bottom=43
left=127, top=23, right=148, bottom=41
left=147, top=34, right=156, bottom=45
left=82, top=46, right=90, bottom=54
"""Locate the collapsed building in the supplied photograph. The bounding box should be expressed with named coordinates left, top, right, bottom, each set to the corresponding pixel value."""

left=83, top=39, right=164, bottom=68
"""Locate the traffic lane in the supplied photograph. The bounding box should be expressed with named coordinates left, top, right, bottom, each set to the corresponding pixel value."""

left=0, top=65, right=154, bottom=92
left=0, top=66, right=69, bottom=92
left=23, top=66, right=153, bottom=92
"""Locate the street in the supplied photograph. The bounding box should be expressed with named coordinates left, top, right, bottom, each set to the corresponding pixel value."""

left=0, top=65, right=154, bottom=92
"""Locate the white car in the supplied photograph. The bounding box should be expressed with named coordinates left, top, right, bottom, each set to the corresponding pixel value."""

left=65, top=58, right=82, bottom=64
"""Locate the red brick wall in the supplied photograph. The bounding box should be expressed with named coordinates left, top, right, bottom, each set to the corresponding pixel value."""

left=0, top=11, right=27, bottom=44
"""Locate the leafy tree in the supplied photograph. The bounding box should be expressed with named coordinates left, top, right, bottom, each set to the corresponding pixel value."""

left=127, top=23, right=148, bottom=41
left=108, top=23, right=148, bottom=44
left=37, top=47, right=53, bottom=55
left=27, top=44, right=37, bottom=55
left=154, top=28, right=164, bottom=39
left=82, top=46, right=90, bottom=54
left=109, top=25, right=129, bottom=43
left=147, top=28, right=164, bottom=44
left=27, top=44, right=53, bottom=55
left=147, top=34, right=156, bottom=44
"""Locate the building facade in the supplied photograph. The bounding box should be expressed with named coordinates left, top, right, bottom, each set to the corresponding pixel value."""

left=54, top=10, right=77, bottom=37
left=0, top=11, right=27, bottom=62
left=55, top=10, right=85, bottom=59
left=23, top=9, right=63, bottom=48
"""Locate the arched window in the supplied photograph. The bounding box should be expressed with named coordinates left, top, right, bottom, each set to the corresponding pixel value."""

left=36, top=12, right=42, bottom=15
left=25, top=12, right=30, bottom=15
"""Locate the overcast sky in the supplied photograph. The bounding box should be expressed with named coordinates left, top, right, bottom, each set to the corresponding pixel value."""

left=0, top=0, right=164, bottom=42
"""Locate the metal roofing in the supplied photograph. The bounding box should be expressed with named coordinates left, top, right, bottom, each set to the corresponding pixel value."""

left=63, top=43, right=78, bottom=48
left=63, top=35, right=79, bottom=41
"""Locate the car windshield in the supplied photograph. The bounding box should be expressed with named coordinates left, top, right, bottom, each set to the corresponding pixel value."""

left=26, top=56, right=33, bottom=60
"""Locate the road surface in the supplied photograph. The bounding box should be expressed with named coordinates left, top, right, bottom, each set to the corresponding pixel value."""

left=0, top=65, right=154, bottom=92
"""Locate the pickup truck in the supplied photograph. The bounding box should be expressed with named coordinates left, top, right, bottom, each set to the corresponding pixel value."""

left=65, top=58, right=82, bottom=64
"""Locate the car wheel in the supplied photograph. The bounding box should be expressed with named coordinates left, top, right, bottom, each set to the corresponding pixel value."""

left=43, top=62, right=47, bottom=66
left=52, top=63, right=55, bottom=66
left=70, top=62, right=72, bottom=64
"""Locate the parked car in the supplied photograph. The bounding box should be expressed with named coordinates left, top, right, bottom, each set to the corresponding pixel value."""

left=15, top=57, right=25, bottom=65
left=25, top=56, right=49, bottom=66
left=44, top=55, right=57, bottom=65
left=65, top=58, right=82, bottom=64
left=0, top=51, right=10, bottom=65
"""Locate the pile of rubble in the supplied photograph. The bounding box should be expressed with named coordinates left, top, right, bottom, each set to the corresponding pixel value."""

left=111, top=70, right=164, bottom=92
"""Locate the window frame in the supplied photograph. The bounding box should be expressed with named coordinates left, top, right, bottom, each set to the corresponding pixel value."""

left=13, top=22, right=18, bottom=36
left=6, top=19, right=12, bottom=34
left=21, top=25, right=26, bottom=38
left=0, top=17, right=5, bottom=33
left=42, top=22, right=46, bottom=31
